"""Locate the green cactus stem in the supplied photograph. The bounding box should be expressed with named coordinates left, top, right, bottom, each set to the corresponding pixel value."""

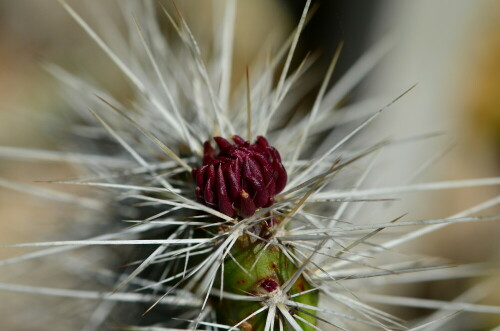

left=217, top=234, right=318, bottom=330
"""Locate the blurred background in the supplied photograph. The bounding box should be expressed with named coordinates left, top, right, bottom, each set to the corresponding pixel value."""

left=0, top=0, right=498, bottom=329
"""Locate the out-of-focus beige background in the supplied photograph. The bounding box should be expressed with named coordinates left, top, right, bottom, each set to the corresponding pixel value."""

left=0, top=0, right=498, bottom=330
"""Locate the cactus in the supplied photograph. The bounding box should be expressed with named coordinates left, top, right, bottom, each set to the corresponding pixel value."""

left=191, top=135, right=317, bottom=330
left=218, top=238, right=318, bottom=330
left=188, top=135, right=317, bottom=330
left=1, top=1, right=500, bottom=330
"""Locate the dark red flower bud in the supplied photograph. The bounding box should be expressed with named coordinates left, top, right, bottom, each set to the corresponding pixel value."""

left=259, top=278, right=279, bottom=293
left=193, top=135, right=287, bottom=218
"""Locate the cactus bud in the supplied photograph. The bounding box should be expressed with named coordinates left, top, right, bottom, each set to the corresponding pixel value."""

left=192, top=136, right=287, bottom=218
